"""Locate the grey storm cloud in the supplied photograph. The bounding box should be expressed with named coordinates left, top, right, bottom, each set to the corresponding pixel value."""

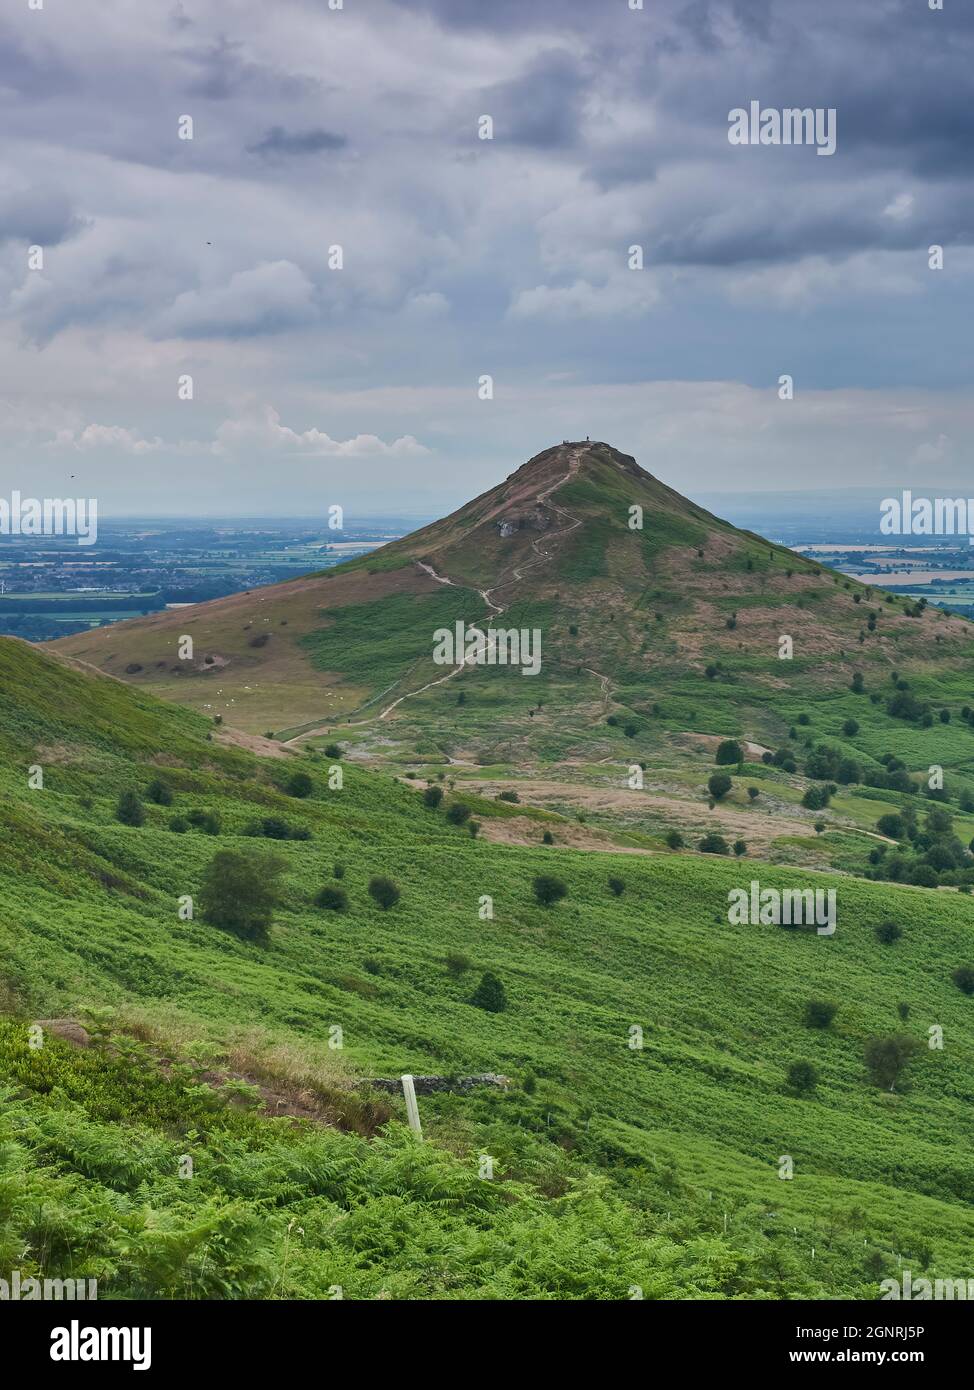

left=479, top=50, right=589, bottom=150
left=0, top=192, right=85, bottom=248
left=247, top=126, right=347, bottom=158
left=0, top=0, right=972, bottom=515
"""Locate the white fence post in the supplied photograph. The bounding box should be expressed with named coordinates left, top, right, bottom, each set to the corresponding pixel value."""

left=401, top=1074, right=422, bottom=1139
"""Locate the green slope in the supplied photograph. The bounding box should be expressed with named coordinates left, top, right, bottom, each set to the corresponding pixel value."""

left=2, top=637, right=974, bottom=1298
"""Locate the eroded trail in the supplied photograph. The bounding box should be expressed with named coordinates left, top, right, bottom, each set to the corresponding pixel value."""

left=284, top=446, right=598, bottom=745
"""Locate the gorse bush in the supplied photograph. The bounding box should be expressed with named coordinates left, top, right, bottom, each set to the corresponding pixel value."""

left=874, top=920, right=903, bottom=945
left=951, top=965, right=974, bottom=995
left=708, top=773, right=732, bottom=801
left=199, top=850, right=285, bottom=945
left=146, top=779, right=173, bottom=806
left=533, top=875, right=567, bottom=906
left=116, top=790, right=145, bottom=827
left=864, top=1035, right=920, bottom=1092
left=245, top=816, right=308, bottom=841
left=368, top=876, right=401, bottom=910
left=470, top=971, right=507, bottom=1013
left=315, top=885, right=348, bottom=912
left=787, top=1061, right=818, bottom=1094
left=285, top=771, right=314, bottom=799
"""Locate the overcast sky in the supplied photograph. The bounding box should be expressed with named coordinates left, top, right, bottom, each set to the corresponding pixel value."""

left=1, top=0, right=972, bottom=517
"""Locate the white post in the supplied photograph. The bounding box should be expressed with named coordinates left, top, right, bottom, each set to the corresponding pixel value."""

left=401, top=1074, right=422, bottom=1139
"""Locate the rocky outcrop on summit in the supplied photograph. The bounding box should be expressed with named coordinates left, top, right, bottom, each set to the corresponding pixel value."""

left=496, top=507, right=551, bottom=538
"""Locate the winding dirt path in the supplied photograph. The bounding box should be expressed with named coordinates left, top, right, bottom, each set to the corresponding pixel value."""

left=284, top=446, right=606, bottom=746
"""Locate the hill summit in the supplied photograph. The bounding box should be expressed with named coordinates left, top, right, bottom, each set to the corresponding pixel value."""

left=52, top=440, right=973, bottom=748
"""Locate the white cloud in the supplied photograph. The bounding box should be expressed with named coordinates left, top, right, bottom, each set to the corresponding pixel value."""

left=212, top=405, right=430, bottom=457
left=50, top=423, right=163, bottom=454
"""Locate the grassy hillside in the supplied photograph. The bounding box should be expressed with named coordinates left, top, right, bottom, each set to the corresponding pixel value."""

left=2, top=637, right=974, bottom=1299
left=51, top=442, right=974, bottom=751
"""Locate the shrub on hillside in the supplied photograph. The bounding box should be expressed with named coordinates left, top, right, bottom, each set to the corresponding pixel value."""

left=842, top=718, right=859, bottom=736
left=116, top=790, right=145, bottom=827
left=864, top=1035, right=919, bottom=1091
left=285, top=771, right=314, bottom=798
left=786, top=1061, right=819, bottom=1094
left=804, top=1000, right=838, bottom=1029
left=909, top=864, right=938, bottom=888
left=470, top=971, right=507, bottom=1013
left=533, top=874, right=567, bottom=906
left=708, top=772, right=732, bottom=801
left=607, top=876, right=625, bottom=897
left=698, top=832, right=729, bottom=855
left=315, top=885, right=348, bottom=912
left=747, top=786, right=760, bottom=801
left=245, top=816, right=307, bottom=841
left=446, top=802, right=472, bottom=826
left=445, top=951, right=471, bottom=977
left=715, top=740, right=743, bottom=765
left=951, top=965, right=974, bottom=995
left=146, top=779, right=173, bottom=806
left=802, top=785, right=832, bottom=811
left=665, top=829, right=684, bottom=849
left=423, top=785, right=444, bottom=809
left=874, top=920, right=903, bottom=945
left=876, top=813, right=906, bottom=839
left=887, top=690, right=930, bottom=724
left=497, top=789, right=520, bottom=803
left=199, top=849, right=284, bottom=945
left=323, top=743, right=342, bottom=759
left=368, top=876, right=401, bottom=910
left=542, top=830, right=554, bottom=845
left=733, top=840, right=747, bottom=857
